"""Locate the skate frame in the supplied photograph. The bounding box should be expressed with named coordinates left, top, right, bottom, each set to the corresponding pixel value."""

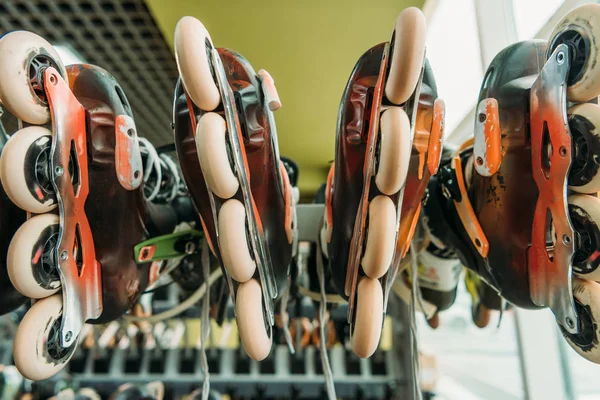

left=205, top=47, right=278, bottom=329
left=528, top=43, right=578, bottom=334
left=345, top=43, right=427, bottom=322
left=45, top=67, right=102, bottom=348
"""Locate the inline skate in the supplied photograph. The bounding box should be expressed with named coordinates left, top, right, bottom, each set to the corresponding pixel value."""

left=320, top=7, right=444, bottom=357
left=172, top=16, right=297, bottom=361
left=422, top=3, right=600, bottom=362
left=0, top=31, right=186, bottom=380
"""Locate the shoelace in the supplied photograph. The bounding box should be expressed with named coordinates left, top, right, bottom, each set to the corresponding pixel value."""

left=316, top=216, right=337, bottom=400
left=409, top=240, right=424, bottom=400
left=200, top=238, right=211, bottom=400
left=139, top=137, right=184, bottom=202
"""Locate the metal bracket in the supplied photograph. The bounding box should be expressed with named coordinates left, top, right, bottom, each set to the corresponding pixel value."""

left=473, top=98, right=502, bottom=177
left=209, top=48, right=277, bottom=330
left=114, top=114, right=143, bottom=190
left=45, top=67, right=102, bottom=347
left=528, top=43, right=578, bottom=334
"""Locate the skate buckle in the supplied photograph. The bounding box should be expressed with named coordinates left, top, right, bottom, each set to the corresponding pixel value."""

left=134, top=229, right=203, bottom=263
left=44, top=67, right=102, bottom=347
left=528, top=43, right=579, bottom=334
left=257, top=69, right=281, bottom=111
left=451, top=156, right=489, bottom=258
left=427, top=98, right=445, bottom=176
left=474, top=98, right=502, bottom=177
left=114, top=115, right=143, bottom=190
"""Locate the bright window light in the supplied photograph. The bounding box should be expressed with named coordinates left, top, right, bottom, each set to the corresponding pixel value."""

left=54, top=44, right=86, bottom=65
left=426, top=0, right=483, bottom=135
left=513, top=0, right=565, bottom=40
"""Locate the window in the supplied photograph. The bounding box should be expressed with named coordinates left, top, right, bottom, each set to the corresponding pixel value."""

left=426, top=0, right=483, bottom=135
left=513, top=0, right=565, bottom=40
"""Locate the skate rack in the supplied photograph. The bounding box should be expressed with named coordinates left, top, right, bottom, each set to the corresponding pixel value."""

left=0, top=205, right=419, bottom=399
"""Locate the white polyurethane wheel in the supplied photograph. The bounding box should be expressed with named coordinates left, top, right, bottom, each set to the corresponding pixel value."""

left=218, top=199, right=256, bottom=283
left=548, top=3, right=600, bottom=102
left=568, top=104, right=600, bottom=193
left=361, top=195, right=397, bottom=279
left=569, top=194, right=600, bottom=281
left=0, top=31, right=67, bottom=125
left=196, top=112, right=239, bottom=199
left=0, top=126, right=56, bottom=213
left=8, top=213, right=61, bottom=299
left=384, top=7, right=426, bottom=105
left=174, top=16, right=221, bottom=111
left=236, top=279, right=272, bottom=361
left=376, top=106, right=411, bottom=195
left=13, top=295, right=77, bottom=381
left=562, top=278, right=600, bottom=363
left=351, top=277, right=384, bottom=358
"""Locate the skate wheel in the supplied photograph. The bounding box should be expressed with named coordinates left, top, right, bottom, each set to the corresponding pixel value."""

left=13, top=294, right=77, bottom=381
left=361, top=195, right=396, bottom=279
left=8, top=213, right=61, bottom=299
left=567, top=104, right=600, bottom=193
left=174, top=16, right=221, bottom=111
left=236, top=279, right=272, bottom=361
left=218, top=199, right=256, bottom=283
left=0, top=126, right=57, bottom=213
left=376, top=107, right=411, bottom=195
left=561, top=278, right=600, bottom=363
left=0, top=31, right=67, bottom=125
left=548, top=3, right=600, bottom=102
left=384, top=7, right=426, bottom=105
left=568, top=194, right=600, bottom=280
left=351, top=277, right=383, bottom=358
left=196, top=112, right=239, bottom=199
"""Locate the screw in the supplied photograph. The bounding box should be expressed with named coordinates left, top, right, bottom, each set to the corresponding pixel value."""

left=54, top=165, right=64, bottom=176
left=476, top=157, right=484, bottom=166
left=557, top=51, right=565, bottom=64
left=60, top=250, right=68, bottom=261
left=141, top=248, right=149, bottom=259
left=185, top=241, right=196, bottom=254
left=65, top=331, right=72, bottom=342
left=559, top=146, right=567, bottom=157
left=49, top=74, right=57, bottom=85
left=127, top=128, right=134, bottom=137
left=566, top=317, right=574, bottom=328
left=478, top=113, right=486, bottom=123
left=563, top=234, right=571, bottom=245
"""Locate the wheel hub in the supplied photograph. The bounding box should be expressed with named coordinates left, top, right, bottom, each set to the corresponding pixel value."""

left=28, top=54, right=60, bottom=105
left=570, top=204, right=599, bottom=274
left=564, top=301, right=595, bottom=349
left=552, top=30, right=589, bottom=86
left=46, top=317, right=75, bottom=361
left=40, top=232, right=60, bottom=283
left=34, top=144, right=55, bottom=196
left=568, top=114, right=598, bottom=187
